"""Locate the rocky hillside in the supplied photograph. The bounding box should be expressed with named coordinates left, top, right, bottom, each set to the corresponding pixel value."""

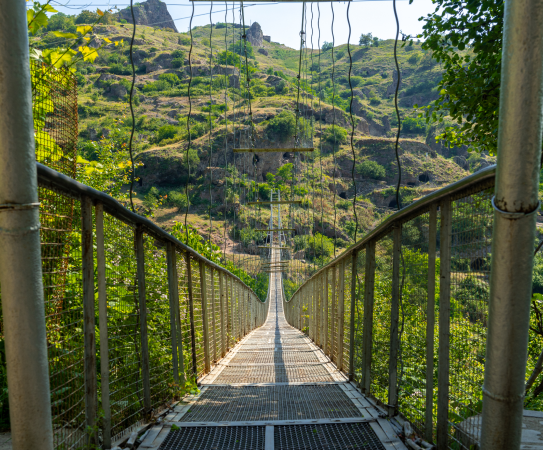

left=30, top=3, right=497, bottom=260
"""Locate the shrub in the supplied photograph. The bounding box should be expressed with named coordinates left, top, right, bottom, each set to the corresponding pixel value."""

left=369, top=97, right=381, bottom=106
left=155, top=125, right=178, bottom=143
left=172, top=58, right=183, bottom=68
left=322, top=41, right=333, bottom=52
left=408, top=53, right=421, bottom=64
left=337, top=199, right=351, bottom=210
left=322, top=126, right=348, bottom=145
left=168, top=191, right=189, bottom=211
left=402, top=117, right=426, bottom=134
left=335, top=50, right=345, bottom=60
left=266, top=111, right=296, bottom=142
left=266, top=67, right=274, bottom=75
left=275, top=80, right=287, bottom=94
left=357, top=160, right=386, bottom=179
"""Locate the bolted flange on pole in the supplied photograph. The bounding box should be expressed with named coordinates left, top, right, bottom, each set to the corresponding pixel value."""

left=0, top=0, right=54, bottom=448
left=481, top=0, right=543, bottom=448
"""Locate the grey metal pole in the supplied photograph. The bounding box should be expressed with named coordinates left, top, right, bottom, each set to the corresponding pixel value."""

left=135, top=226, right=152, bottom=415
left=96, top=203, right=111, bottom=449
left=348, top=251, right=358, bottom=382
left=82, top=197, right=97, bottom=441
left=481, top=0, right=543, bottom=447
left=186, top=253, right=198, bottom=377
left=337, top=259, right=346, bottom=372
left=388, top=226, right=401, bottom=417
left=166, top=242, right=180, bottom=384
left=0, top=1, right=54, bottom=448
left=362, top=243, right=376, bottom=394
left=199, top=261, right=211, bottom=373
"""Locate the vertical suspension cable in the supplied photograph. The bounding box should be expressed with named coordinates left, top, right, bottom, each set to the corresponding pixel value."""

left=208, top=4, right=214, bottom=244
left=347, top=1, right=359, bottom=243
left=330, top=2, right=338, bottom=256
left=222, top=1, right=229, bottom=261
left=128, top=0, right=137, bottom=212
left=184, top=2, right=196, bottom=241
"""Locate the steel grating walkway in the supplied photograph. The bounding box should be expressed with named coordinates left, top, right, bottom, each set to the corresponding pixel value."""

left=139, top=256, right=407, bottom=450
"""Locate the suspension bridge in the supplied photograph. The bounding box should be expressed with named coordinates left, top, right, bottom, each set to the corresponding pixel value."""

left=1, top=0, right=543, bottom=449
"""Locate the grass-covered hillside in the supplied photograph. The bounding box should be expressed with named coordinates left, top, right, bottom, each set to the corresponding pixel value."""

left=30, top=13, right=496, bottom=268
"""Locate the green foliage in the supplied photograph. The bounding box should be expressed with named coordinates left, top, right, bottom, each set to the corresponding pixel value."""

left=266, top=111, right=296, bottom=142
left=419, top=0, right=503, bottom=153
left=359, top=33, right=374, bottom=47
left=357, top=160, right=386, bottom=180
left=369, top=97, right=381, bottom=106
left=229, top=41, right=255, bottom=59
left=155, top=125, right=178, bottom=143
left=167, top=190, right=189, bottom=211
left=322, top=41, right=333, bottom=52
left=217, top=50, right=241, bottom=66
left=322, top=126, right=348, bottom=145
left=402, top=117, right=427, bottom=134
left=294, top=233, right=334, bottom=262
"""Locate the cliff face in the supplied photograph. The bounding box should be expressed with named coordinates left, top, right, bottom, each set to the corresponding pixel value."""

left=246, top=22, right=263, bottom=47
left=118, top=0, right=178, bottom=32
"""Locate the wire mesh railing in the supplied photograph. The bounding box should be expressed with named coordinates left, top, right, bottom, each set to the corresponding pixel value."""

left=283, top=165, right=505, bottom=449
left=35, top=163, right=269, bottom=448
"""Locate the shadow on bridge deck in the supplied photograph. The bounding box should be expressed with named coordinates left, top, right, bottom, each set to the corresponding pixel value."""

left=139, top=270, right=406, bottom=450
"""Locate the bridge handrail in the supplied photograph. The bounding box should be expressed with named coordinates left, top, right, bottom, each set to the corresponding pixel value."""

left=283, top=164, right=501, bottom=449
left=31, top=163, right=269, bottom=448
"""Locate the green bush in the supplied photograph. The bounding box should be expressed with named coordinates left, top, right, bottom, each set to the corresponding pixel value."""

left=172, top=58, right=183, bottom=68
left=369, top=97, right=381, bottom=106
left=172, top=49, right=185, bottom=59
left=322, top=126, right=348, bottom=145
left=357, top=160, right=386, bottom=179
left=266, top=111, right=296, bottom=142
left=402, top=117, right=426, bottom=134
left=168, top=190, right=189, bottom=211
left=337, top=199, right=351, bottom=210
left=155, top=125, right=178, bottom=143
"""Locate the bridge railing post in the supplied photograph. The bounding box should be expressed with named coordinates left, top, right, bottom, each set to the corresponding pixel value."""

left=96, top=203, right=111, bottom=448
left=135, top=225, right=152, bottom=416
left=220, top=272, right=226, bottom=357
left=388, top=225, right=402, bottom=417
left=425, top=204, right=438, bottom=442
left=186, top=253, right=198, bottom=378
left=210, top=268, right=217, bottom=363
left=323, top=270, right=329, bottom=356
left=437, top=198, right=452, bottom=449
left=199, top=261, right=211, bottom=374
left=331, top=265, right=337, bottom=363
left=361, top=243, right=375, bottom=392
left=166, top=242, right=180, bottom=384
left=349, top=250, right=360, bottom=383
left=337, top=259, right=346, bottom=372
left=81, top=197, right=97, bottom=440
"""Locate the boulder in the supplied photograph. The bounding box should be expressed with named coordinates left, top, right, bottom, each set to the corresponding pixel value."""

left=386, top=69, right=402, bottom=97
left=167, top=110, right=178, bottom=118
left=246, top=22, right=264, bottom=47
left=453, top=155, right=469, bottom=170
left=258, top=48, right=269, bottom=56
left=263, top=36, right=271, bottom=43
left=117, top=0, right=178, bottom=32
left=95, top=73, right=121, bottom=85
left=229, top=74, right=240, bottom=88
left=108, top=83, right=127, bottom=99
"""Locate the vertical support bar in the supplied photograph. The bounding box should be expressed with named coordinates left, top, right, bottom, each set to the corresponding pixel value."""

left=186, top=252, right=198, bottom=377
left=210, top=269, right=217, bottom=362
left=166, top=242, right=180, bottom=383
left=337, top=259, right=346, bottom=372
left=437, top=198, right=451, bottom=450
left=481, top=0, right=543, bottom=448
left=96, top=203, right=111, bottom=449
left=219, top=272, right=226, bottom=357
left=426, top=204, right=438, bottom=442
left=310, top=280, right=315, bottom=341
left=323, top=269, right=329, bottom=355
left=82, top=197, right=97, bottom=435
left=361, top=242, right=376, bottom=393
left=388, top=225, right=402, bottom=417
left=230, top=277, right=235, bottom=345
left=317, top=275, right=322, bottom=347
left=0, top=2, right=54, bottom=447
left=199, top=261, right=211, bottom=373
left=349, top=250, right=359, bottom=382
left=331, top=266, right=337, bottom=363
left=135, top=225, right=152, bottom=415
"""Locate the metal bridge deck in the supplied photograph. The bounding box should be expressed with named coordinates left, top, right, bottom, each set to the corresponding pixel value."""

left=139, top=269, right=406, bottom=449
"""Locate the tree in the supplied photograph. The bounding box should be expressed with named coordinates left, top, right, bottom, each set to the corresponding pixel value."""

left=322, top=41, right=333, bottom=52
left=372, top=36, right=380, bottom=47
left=229, top=41, right=255, bottom=59
left=419, top=0, right=503, bottom=154
left=359, top=33, right=373, bottom=47
left=357, top=160, right=386, bottom=180
left=266, top=111, right=296, bottom=142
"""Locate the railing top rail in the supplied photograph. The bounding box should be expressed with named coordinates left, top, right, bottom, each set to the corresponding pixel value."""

left=286, top=164, right=497, bottom=301
left=36, top=162, right=265, bottom=302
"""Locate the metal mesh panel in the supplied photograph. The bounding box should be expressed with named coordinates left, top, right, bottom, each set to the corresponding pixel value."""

left=103, top=216, right=144, bottom=441
left=159, top=426, right=265, bottom=450
left=181, top=385, right=361, bottom=421
left=31, top=61, right=77, bottom=175
left=43, top=196, right=85, bottom=448
left=145, top=237, right=175, bottom=410
left=343, top=259, right=352, bottom=373
left=371, top=235, right=393, bottom=404
left=192, top=260, right=205, bottom=378
left=274, top=422, right=386, bottom=450
left=213, top=364, right=334, bottom=384
left=206, top=267, right=216, bottom=364
left=176, top=251, right=194, bottom=382
left=353, top=250, right=366, bottom=383
left=447, top=189, right=493, bottom=449
left=398, top=211, right=434, bottom=437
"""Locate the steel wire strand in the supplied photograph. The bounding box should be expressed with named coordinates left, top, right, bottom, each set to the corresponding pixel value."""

left=208, top=4, right=214, bottom=243
left=240, top=1, right=256, bottom=148
left=128, top=0, right=137, bottom=212
left=184, top=3, right=195, bottom=241
left=222, top=2, right=229, bottom=260
left=330, top=2, right=338, bottom=256
left=347, top=2, right=359, bottom=243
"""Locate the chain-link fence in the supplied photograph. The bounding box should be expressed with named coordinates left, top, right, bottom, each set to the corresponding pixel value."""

left=282, top=166, right=533, bottom=449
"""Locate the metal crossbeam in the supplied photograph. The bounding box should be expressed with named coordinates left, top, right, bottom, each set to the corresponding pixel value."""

left=256, top=228, right=295, bottom=232
left=233, top=148, right=314, bottom=153
left=247, top=201, right=302, bottom=205
left=258, top=246, right=290, bottom=249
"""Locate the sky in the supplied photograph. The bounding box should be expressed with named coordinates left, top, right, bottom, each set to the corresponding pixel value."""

left=50, top=0, right=436, bottom=50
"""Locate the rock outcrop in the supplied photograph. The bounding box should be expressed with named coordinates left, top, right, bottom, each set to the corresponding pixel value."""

left=246, top=22, right=263, bottom=47
left=118, top=0, right=178, bottom=32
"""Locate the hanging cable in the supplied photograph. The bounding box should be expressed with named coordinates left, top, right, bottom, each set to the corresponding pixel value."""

left=222, top=1, right=229, bottom=261
left=393, top=0, right=402, bottom=210
left=330, top=2, right=338, bottom=256
left=128, top=0, right=137, bottom=213
left=208, top=3, right=214, bottom=244
left=347, top=1, right=359, bottom=243
left=184, top=3, right=195, bottom=241
left=240, top=1, right=256, bottom=148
